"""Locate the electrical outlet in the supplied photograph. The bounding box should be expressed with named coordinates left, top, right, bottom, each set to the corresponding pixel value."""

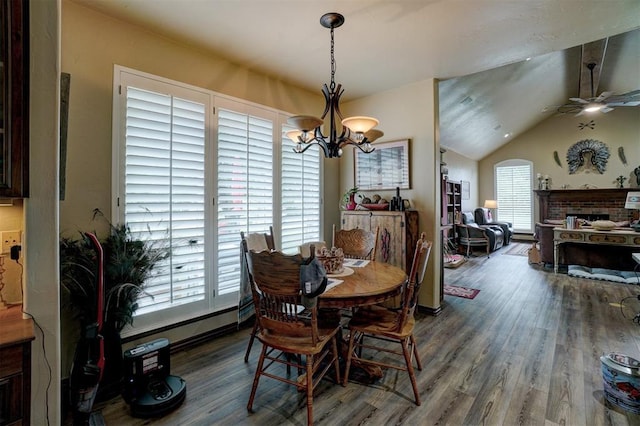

left=1, top=230, right=21, bottom=254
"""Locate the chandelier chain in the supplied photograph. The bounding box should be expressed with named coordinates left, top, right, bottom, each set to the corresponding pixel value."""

left=330, top=26, right=336, bottom=91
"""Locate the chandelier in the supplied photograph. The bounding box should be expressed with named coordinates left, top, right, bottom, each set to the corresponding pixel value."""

left=286, top=12, right=383, bottom=158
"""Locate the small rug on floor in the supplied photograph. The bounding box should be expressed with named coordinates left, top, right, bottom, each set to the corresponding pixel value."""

left=444, top=285, right=480, bottom=299
left=503, top=243, right=529, bottom=256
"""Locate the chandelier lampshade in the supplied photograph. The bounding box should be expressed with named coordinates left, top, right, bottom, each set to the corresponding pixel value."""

left=287, top=12, right=382, bottom=158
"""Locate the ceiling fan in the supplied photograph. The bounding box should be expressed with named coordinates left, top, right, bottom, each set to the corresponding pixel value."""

left=556, top=62, right=640, bottom=115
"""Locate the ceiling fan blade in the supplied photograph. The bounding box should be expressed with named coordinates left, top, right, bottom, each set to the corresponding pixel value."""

left=595, top=91, right=613, bottom=102
left=569, top=97, right=588, bottom=104
left=606, top=100, right=640, bottom=107
left=601, top=106, right=614, bottom=113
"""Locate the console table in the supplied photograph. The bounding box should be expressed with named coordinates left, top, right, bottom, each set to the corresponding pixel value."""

left=553, top=227, right=640, bottom=273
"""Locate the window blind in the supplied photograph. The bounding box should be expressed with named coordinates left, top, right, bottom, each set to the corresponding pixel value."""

left=495, top=162, right=533, bottom=232
left=217, top=108, right=274, bottom=294
left=281, top=127, right=321, bottom=254
left=124, top=86, right=207, bottom=315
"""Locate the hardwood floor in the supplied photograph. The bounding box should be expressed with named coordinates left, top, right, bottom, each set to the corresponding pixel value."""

left=95, top=244, right=640, bottom=425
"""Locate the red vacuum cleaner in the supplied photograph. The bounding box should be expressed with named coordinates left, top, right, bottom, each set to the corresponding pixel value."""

left=69, top=232, right=106, bottom=425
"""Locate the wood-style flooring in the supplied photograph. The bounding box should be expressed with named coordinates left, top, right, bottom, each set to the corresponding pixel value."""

left=94, top=243, right=640, bottom=425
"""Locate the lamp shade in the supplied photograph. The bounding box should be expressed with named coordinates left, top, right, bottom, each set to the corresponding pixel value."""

left=484, top=200, right=498, bottom=209
left=341, top=116, right=379, bottom=133
left=364, top=129, right=384, bottom=143
left=285, top=130, right=303, bottom=143
left=625, top=191, right=640, bottom=209
left=288, top=115, right=323, bottom=132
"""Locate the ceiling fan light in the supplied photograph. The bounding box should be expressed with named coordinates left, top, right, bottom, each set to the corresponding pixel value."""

left=341, top=116, right=379, bottom=134
left=584, top=102, right=604, bottom=112
left=288, top=115, right=323, bottom=132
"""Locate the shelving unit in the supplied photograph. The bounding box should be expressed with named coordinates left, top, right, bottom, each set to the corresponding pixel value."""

left=441, top=178, right=462, bottom=226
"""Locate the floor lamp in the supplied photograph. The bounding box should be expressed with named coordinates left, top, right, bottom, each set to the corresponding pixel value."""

left=484, top=199, right=498, bottom=221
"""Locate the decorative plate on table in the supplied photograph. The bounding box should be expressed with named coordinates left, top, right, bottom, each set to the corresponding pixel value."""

left=360, top=203, right=389, bottom=211
left=327, top=267, right=354, bottom=278
left=591, top=220, right=616, bottom=231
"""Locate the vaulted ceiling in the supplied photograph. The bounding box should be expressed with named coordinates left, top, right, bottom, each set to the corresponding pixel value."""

left=70, top=0, right=640, bottom=160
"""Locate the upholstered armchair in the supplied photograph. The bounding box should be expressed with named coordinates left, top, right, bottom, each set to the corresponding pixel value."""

left=474, top=207, right=513, bottom=245
left=458, top=212, right=504, bottom=256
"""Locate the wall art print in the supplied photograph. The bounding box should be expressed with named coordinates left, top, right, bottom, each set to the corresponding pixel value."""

left=566, top=139, right=609, bottom=175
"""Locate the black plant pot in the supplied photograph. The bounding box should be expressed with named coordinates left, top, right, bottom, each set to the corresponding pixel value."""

left=96, top=324, right=124, bottom=402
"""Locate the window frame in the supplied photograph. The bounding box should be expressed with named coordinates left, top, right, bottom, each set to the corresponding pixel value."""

left=112, top=65, right=324, bottom=336
left=494, top=159, right=534, bottom=233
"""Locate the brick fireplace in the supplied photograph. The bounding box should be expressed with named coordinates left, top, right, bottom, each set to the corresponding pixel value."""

left=534, top=188, right=636, bottom=222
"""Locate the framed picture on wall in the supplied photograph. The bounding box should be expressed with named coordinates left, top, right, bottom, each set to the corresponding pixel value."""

left=461, top=180, right=470, bottom=200
left=354, top=139, right=410, bottom=190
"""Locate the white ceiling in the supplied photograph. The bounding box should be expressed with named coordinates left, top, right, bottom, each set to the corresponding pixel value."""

left=70, top=0, right=640, bottom=160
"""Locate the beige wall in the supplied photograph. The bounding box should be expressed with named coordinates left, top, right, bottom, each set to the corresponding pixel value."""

left=61, top=0, right=329, bottom=236
left=442, top=149, right=479, bottom=212
left=479, top=107, right=640, bottom=222
left=59, top=1, right=341, bottom=374
left=340, top=79, right=442, bottom=309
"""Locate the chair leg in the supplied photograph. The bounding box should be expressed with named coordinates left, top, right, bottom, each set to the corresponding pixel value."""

left=401, top=338, right=421, bottom=406
left=306, top=354, right=314, bottom=426
left=244, top=321, right=258, bottom=362
left=332, top=337, right=341, bottom=385
left=410, top=334, right=422, bottom=371
left=247, top=344, right=267, bottom=412
left=343, top=331, right=358, bottom=386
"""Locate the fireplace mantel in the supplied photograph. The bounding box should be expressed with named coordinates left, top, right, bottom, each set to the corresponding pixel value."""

left=534, top=188, right=635, bottom=222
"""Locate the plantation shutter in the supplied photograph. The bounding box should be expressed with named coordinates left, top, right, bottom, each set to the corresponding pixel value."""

left=281, top=127, right=321, bottom=254
left=217, top=107, right=274, bottom=294
left=495, top=162, right=533, bottom=232
left=123, top=86, right=207, bottom=315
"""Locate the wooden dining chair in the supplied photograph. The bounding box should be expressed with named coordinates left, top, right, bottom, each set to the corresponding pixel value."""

left=246, top=249, right=341, bottom=426
left=240, top=226, right=276, bottom=363
left=343, top=232, right=432, bottom=405
left=332, top=224, right=379, bottom=260
left=298, top=240, right=327, bottom=257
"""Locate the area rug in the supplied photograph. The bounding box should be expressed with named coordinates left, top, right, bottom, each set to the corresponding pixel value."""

left=444, top=285, right=480, bottom=299
left=503, top=243, right=529, bottom=256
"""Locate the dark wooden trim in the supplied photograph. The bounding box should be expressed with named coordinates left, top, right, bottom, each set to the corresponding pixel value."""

left=418, top=304, right=442, bottom=316
left=534, top=188, right=631, bottom=221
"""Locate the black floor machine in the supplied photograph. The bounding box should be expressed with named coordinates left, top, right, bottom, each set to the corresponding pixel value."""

left=122, top=337, right=186, bottom=417
left=69, top=233, right=106, bottom=425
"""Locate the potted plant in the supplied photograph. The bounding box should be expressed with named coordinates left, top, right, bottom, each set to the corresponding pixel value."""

left=61, top=209, right=169, bottom=401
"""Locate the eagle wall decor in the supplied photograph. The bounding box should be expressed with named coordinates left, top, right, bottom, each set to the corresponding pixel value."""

left=566, top=139, right=610, bottom=174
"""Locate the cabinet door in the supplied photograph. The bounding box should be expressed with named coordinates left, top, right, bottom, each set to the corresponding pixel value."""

left=0, top=0, right=29, bottom=197
left=370, top=213, right=404, bottom=269
left=340, top=211, right=369, bottom=232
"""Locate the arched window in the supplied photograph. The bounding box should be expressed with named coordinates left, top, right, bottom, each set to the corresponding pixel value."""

left=494, top=159, right=533, bottom=233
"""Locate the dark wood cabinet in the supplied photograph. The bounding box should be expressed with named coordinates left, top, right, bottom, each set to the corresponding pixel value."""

left=0, top=307, right=34, bottom=426
left=0, top=0, right=29, bottom=197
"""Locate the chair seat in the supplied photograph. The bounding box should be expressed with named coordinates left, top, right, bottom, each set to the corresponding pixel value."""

left=349, top=305, right=416, bottom=339
left=257, top=327, right=340, bottom=355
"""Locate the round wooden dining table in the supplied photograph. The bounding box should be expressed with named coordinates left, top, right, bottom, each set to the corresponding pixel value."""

left=319, top=261, right=407, bottom=308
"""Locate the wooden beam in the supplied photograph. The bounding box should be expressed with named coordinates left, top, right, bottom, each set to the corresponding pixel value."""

left=579, top=38, right=608, bottom=99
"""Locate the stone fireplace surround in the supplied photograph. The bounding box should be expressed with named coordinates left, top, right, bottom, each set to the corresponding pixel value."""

left=534, top=188, right=636, bottom=223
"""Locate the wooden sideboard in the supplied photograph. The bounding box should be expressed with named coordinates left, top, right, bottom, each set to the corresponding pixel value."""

left=0, top=306, right=34, bottom=426
left=553, top=227, right=640, bottom=273
left=340, top=210, right=419, bottom=271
